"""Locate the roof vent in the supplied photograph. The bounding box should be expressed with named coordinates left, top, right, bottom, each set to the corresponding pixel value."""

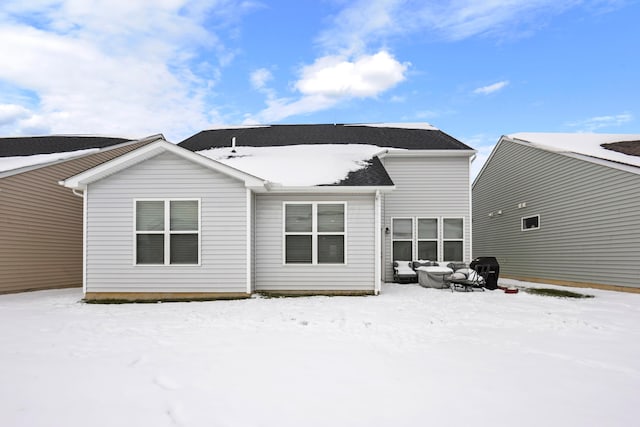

left=231, top=136, right=236, bottom=153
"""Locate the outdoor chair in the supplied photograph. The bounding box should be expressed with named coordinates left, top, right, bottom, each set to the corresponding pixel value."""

left=447, top=263, right=490, bottom=292
left=393, top=260, right=418, bottom=284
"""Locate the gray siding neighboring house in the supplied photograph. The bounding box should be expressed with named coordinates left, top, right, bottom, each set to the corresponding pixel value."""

left=0, top=136, right=153, bottom=294
left=62, top=124, right=475, bottom=301
left=473, top=133, right=640, bottom=292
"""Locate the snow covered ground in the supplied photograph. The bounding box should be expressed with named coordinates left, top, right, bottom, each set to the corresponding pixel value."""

left=1, top=280, right=639, bottom=427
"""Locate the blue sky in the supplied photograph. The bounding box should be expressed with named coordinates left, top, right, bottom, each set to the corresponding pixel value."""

left=0, top=0, right=638, bottom=173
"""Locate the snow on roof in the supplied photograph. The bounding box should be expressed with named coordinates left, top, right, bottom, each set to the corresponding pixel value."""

left=347, top=122, right=439, bottom=131
left=508, top=132, right=640, bottom=168
left=197, top=144, right=387, bottom=186
left=0, top=148, right=100, bottom=174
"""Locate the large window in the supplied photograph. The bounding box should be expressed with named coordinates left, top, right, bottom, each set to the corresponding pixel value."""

left=391, top=216, right=464, bottom=262
left=392, top=218, right=413, bottom=261
left=417, top=218, right=438, bottom=260
left=284, top=202, right=345, bottom=264
left=135, top=199, right=200, bottom=265
left=443, top=218, right=463, bottom=262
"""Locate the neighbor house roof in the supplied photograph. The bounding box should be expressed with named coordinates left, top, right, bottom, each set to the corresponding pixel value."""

left=179, top=123, right=472, bottom=151
left=508, top=132, right=640, bottom=169
left=0, top=135, right=133, bottom=157
left=0, top=135, right=134, bottom=175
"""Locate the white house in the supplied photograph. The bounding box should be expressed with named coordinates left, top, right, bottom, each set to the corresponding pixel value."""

left=61, top=124, right=476, bottom=301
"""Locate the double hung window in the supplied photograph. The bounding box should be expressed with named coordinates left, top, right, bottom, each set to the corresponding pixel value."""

left=284, top=202, right=346, bottom=264
left=135, top=199, right=200, bottom=265
left=392, top=218, right=413, bottom=261
left=442, top=218, right=463, bottom=262
left=417, top=218, right=438, bottom=260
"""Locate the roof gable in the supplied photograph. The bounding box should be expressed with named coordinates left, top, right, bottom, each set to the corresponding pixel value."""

left=179, top=123, right=472, bottom=151
left=61, top=138, right=267, bottom=191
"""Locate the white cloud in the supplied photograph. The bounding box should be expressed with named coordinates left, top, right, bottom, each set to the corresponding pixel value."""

left=317, top=0, right=592, bottom=53
left=473, top=80, right=510, bottom=95
left=295, top=51, right=409, bottom=98
left=567, top=113, right=634, bottom=132
left=250, top=68, right=273, bottom=90
left=0, top=104, right=30, bottom=126
left=0, top=0, right=253, bottom=140
left=245, top=51, right=408, bottom=123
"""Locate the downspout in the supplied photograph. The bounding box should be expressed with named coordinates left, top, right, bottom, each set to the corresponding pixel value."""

left=374, top=190, right=382, bottom=295
left=468, top=155, right=473, bottom=262
left=246, top=188, right=252, bottom=295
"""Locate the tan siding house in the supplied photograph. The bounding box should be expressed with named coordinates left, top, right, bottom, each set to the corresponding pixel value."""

left=0, top=136, right=156, bottom=294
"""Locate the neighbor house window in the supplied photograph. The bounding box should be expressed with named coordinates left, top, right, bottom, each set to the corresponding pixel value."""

left=522, top=215, right=540, bottom=231
left=417, top=218, right=438, bottom=261
left=135, top=199, right=200, bottom=265
left=392, top=218, right=413, bottom=261
left=284, top=202, right=346, bottom=264
left=443, top=218, right=464, bottom=262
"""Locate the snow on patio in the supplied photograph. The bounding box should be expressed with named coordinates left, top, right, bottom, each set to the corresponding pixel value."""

left=1, top=280, right=639, bottom=427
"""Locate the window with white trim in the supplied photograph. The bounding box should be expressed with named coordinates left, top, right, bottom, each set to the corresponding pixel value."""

left=391, top=216, right=465, bottom=262
left=443, top=218, right=463, bottom=262
left=417, top=218, right=438, bottom=260
left=522, top=215, right=540, bottom=231
left=392, top=218, right=413, bottom=261
left=284, top=202, right=345, bottom=264
left=135, top=199, right=200, bottom=265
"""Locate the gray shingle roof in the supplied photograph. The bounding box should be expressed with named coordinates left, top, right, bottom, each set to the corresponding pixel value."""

left=0, top=136, right=132, bottom=157
left=602, top=140, right=640, bottom=157
left=179, top=124, right=471, bottom=151
left=324, top=156, right=394, bottom=187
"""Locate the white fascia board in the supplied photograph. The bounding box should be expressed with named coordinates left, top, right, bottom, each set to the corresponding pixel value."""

left=61, top=138, right=267, bottom=190
left=379, top=149, right=476, bottom=158
left=260, top=185, right=396, bottom=194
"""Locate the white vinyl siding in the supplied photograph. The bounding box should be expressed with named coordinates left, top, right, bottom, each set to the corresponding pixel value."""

left=255, top=193, right=375, bottom=292
left=85, top=151, right=248, bottom=293
left=382, top=155, right=472, bottom=281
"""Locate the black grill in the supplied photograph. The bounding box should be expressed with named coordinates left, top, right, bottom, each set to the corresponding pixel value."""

left=469, top=257, right=500, bottom=290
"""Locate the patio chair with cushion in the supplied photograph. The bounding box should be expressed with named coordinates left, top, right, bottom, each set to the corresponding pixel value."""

left=447, top=263, right=490, bottom=292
